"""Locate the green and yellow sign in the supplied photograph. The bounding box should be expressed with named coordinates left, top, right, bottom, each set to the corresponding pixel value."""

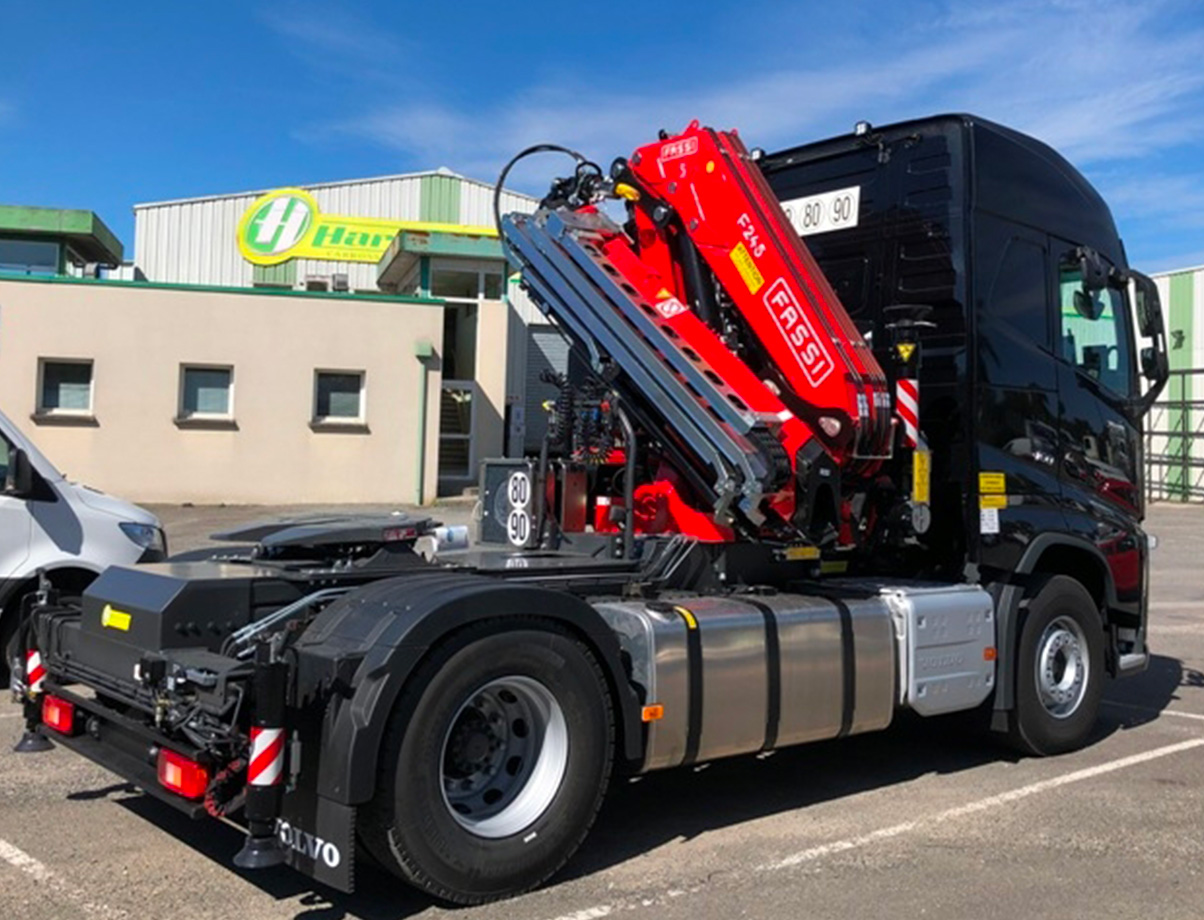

left=236, top=187, right=496, bottom=266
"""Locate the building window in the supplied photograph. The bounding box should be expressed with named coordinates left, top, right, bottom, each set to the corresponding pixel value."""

left=431, top=269, right=480, bottom=299
left=429, top=266, right=506, bottom=301
left=313, top=371, right=365, bottom=426
left=179, top=366, right=233, bottom=419
left=483, top=272, right=503, bottom=300
left=38, top=359, right=93, bottom=416
left=0, top=238, right=60, bottom=276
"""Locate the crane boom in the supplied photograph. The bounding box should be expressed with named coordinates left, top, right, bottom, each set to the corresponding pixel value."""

left=501, top=121, right=901, bottom=545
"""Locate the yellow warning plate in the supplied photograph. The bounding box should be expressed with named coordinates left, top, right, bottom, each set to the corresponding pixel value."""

left=979, top=471, right=1006, bottom=494
left=912, top=450, right=931, bottom=504
left=979, top=493, right=1007, bottom=509
left=729, top=243, right=764, bottom=294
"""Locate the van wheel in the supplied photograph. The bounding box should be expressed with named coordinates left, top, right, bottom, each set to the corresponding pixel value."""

left=1008, top=575, right=1104, bottom=756
left=360, top=620, right=614, bottom=905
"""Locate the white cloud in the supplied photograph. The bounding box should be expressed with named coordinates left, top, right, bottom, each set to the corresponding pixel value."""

left=326, top=0, right=1204, bottom=182
left=278, top=0, right=1204, bottom=267
left=259, top=5, right=410, bottom=64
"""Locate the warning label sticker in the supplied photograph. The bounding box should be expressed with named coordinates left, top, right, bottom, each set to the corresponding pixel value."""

left=979, top=472, right=1006, bottom=494
left=729, top=242, right=765, bottom=294
left=912, top=450, right=931, bottom=504
left=979, top=493, right=1007, bottom=510
left=980, top=507, right=1000, bottom=534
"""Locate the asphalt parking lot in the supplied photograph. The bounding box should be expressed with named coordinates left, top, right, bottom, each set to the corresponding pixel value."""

left=2, top=502, right=1204, bottom=920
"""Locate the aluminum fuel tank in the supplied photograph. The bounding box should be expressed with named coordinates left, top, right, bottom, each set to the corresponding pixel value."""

left=593, top=591, right=896, bottom=772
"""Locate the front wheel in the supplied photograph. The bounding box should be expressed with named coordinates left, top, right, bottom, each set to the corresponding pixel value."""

left=1008, top=575, right=1105, bottom=755
left=361, top=621, right=614, bottom=905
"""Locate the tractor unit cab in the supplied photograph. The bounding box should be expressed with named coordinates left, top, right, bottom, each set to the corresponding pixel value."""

left=758, top=114, right=1166, bottom=633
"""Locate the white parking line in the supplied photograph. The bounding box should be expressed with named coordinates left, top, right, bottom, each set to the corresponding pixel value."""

left=766, top=736, right=1204, bottom=869
left=0, top=838, right=127, bottom=919
left=544, top=736, right=1204, bottom=920
left=1103, top=700, right=1204, bottom=722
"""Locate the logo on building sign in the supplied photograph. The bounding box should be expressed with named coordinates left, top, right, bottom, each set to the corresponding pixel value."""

left=240, top=189, right=317, bottom=261
left=235, top=187, right=498, bottom=267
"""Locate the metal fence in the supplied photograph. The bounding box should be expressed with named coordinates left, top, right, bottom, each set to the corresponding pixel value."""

left=1146, top=368, right=1204, bottom=502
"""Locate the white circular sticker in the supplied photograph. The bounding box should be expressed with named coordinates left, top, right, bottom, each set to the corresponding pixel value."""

left=507, top=471, right=531, bottom=508
left=507, top=509, right=531, bottom=546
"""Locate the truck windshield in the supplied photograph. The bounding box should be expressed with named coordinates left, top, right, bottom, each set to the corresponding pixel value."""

left=1058, top=259, right=1133, bottom=397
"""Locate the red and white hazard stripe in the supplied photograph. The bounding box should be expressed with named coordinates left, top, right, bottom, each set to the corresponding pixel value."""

left=247, top=727, right=285, bottom=786
left=896, top=379, right=920, bottom=448
left=25, top=650, right=45, bottom=695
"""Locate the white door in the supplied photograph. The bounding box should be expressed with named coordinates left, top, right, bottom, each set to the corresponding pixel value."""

left=0, top=433, right=32, bottom=582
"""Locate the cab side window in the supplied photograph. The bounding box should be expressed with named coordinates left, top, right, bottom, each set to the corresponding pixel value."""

left=991, top=238, right=1050, bottom=350
left=1058, top=257, right=1134, bottom=397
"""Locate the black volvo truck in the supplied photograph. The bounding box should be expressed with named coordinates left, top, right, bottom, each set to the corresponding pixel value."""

left=10, top=114, right=1168, bottom=906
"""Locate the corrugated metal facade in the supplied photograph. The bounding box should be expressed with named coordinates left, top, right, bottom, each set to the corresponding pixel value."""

left=1147, top=265, right=1204, bottom=501
left=133, top=171, right=537, bottom=290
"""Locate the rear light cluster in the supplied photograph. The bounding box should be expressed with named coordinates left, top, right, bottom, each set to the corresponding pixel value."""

left=157, top=749, right=210, bottom=800
left=41, top=695, right=75, bottom=735
left=40, top=694, right=211, bottom=801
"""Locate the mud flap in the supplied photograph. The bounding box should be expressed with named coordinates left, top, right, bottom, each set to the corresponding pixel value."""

left=277, top=787, right=356, bottom=893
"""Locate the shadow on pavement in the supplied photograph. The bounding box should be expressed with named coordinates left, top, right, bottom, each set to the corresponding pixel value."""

left=101, top=653, right=1191, bottom=919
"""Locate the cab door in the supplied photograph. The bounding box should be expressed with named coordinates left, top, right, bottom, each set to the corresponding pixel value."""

left=973, top=216, right=1064, bottom=571
left=0, top=432, right=32, bottom=584
left=1052, top=240, right=1143, bottom=607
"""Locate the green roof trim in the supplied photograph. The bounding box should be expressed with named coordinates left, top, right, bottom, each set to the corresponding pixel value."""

left=0, top=270, right=444, bottom=306
left=0, top=205, right=124, bottom=265
left=377, top=229, right=505, bottom=290
left=399, top=230, right=503, bottom=260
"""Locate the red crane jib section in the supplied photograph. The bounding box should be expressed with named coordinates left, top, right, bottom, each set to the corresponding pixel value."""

left=624, top=123, right=890, bottom=468
left=579, top=123, right=890, bottom=538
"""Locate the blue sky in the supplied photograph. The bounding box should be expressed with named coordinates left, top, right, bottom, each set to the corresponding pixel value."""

left=3, top=0, right=1204, bottom=271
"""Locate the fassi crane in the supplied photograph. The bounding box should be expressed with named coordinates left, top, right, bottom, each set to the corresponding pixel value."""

left=502, top=121, right=913, bottom=550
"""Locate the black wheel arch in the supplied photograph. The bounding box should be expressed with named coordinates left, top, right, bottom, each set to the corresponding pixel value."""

left=301, top=572, right=644, bottom=806
left=0, top=565, right=101, bottom=679
left=988, top=533, right=1116, bottom=723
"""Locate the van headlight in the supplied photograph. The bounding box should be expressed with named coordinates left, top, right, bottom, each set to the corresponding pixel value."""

left=120, top=522, right=167, bottom=555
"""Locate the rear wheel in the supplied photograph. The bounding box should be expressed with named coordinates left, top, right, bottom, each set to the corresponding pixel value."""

left=361, top=621, right=614, bottom=905
left=1008, top=575, right=1105, bottom=755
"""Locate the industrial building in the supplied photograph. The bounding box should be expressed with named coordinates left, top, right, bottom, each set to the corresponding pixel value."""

left=0, top=171, right=566, bottom=504
left=1148, top=265, right=1204, bottom=501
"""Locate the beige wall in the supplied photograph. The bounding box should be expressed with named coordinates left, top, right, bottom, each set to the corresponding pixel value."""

left=0, top=277, right=449, bottom=505
left=475, top=298, right=509, bottom=466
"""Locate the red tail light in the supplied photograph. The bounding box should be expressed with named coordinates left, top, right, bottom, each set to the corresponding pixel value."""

left=157, top=749, right=210, bottom=800
left=41, top=695, right=75, bottom=735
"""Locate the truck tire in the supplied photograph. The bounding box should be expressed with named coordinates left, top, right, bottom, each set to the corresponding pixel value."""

left=1008, top=575, right=1104, bottom=756
left=361, top=619, right=614, bottom=905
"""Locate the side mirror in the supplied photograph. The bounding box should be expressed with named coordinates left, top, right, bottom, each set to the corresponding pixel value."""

left=1132, top=270, right=1164, bottom=338
left=1073, top=289, right=1104, bottom=321
left=4, top=448, right=34, bottom=497
left=1077, top=246, right=1109, bottom=293
left=1141, top=346, right=1161, bottom=380
left=1130, top=270, right=1170, bottom=414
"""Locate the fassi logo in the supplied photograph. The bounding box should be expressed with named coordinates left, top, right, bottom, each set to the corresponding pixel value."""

left=762, top=278, right=835, bottom=387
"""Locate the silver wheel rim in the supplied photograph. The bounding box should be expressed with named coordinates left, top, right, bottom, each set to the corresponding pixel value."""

left=1035, top=615, right=1090, bottom=719
left=439, top=675, right=568, bottom=838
